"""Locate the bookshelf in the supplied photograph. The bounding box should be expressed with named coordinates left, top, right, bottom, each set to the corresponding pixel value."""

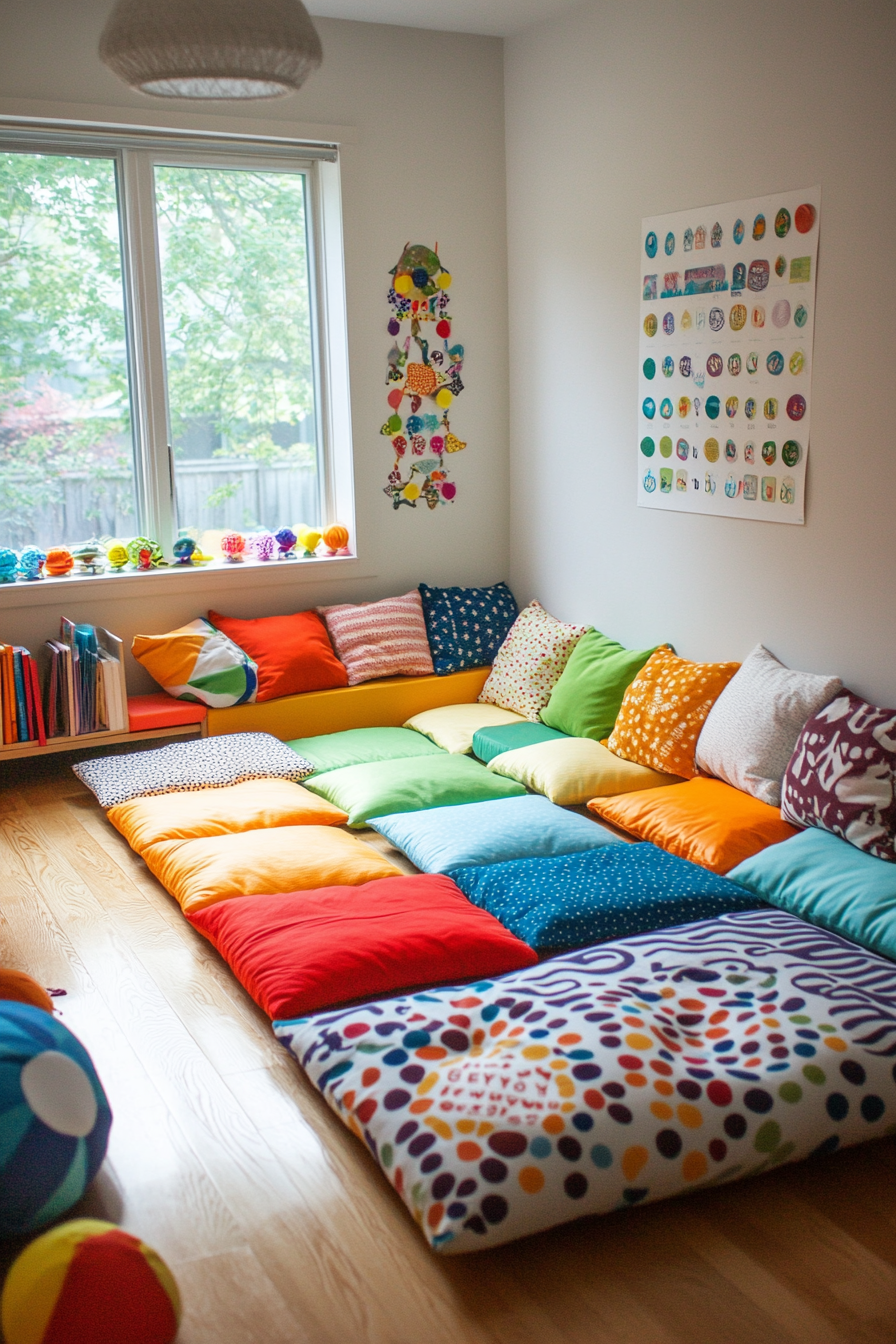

left=0, top=719, right=203, bottom=762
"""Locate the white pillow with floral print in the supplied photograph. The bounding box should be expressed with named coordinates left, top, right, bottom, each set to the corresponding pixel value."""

left=478, top=602, right=589, bottom=721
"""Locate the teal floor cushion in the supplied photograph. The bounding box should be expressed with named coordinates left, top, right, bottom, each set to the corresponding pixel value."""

left=369, top=794, right=620, bottom=874
left=303, top=753, right=526, bottom=827
left=452, top=842, right=761, bottom=950
left=729, top=828, right=896, bottom=962
left=286, top=726, right=444, bottom=777
left=472, top=721, right=569, bottom=764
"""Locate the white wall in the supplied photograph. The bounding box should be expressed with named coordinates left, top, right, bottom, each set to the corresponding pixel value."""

left=505, top=0, right=896, bottom=705
left=0, top=4, right=509, bottom=691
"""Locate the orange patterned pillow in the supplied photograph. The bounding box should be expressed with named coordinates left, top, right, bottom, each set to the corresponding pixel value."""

left=607, top=647, right=740, bottom=779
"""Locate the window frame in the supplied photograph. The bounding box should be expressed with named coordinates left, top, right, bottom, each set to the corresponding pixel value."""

left=0, top=120, right=354, bottom=566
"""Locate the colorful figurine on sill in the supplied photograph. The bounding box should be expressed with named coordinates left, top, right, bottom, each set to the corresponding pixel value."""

left=72, top=539, right=104, bottom=574
left=275, top=526, right=297, bottom=558
left=17, top=546, right=46, bottom=580
left=299, top=528, right=322, bottom=557
left=173, top=536, right=197, bottom=565
left=322, top=523, right=351, bottom=555
left=0, top=548, right=19, bottom=583
left=105, top=541, right=129, bottom=571
left=44, top=547, right=74, bottom=577
left=220, top=531, right=245, bottom=562
left=125, top=536, right=165, bottom=569
left=250, top=530, right=276, bottom=561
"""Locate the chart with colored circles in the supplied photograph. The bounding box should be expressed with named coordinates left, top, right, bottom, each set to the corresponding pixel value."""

left=638, top=187, right=820, bottom=524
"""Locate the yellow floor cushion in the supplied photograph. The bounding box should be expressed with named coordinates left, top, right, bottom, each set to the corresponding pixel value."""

left=403, top=702, right=527, bottom=754
left=108, top=779, right=349, bottom=854
left=487, top=736, right=683, bottom=806
left=142, top=825, right=403, bottom=915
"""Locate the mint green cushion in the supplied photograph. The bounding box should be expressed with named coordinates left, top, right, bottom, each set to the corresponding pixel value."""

left=540, top=630, right=659, bottom=740
left=303, top=754, right=526, bottom=828
left=472, top=722, right=569, bottom=764
left=729, top=828, right=896, bottom=962
left=286, top=727, right=444, bottom=778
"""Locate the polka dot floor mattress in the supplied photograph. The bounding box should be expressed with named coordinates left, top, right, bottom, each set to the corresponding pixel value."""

left=274, top=908, right=896, bottom=1253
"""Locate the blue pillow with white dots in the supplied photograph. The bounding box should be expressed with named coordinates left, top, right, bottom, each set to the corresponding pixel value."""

left=451, top=843, right=763, bottom=950
left=418, top=581, right=518, bottom=675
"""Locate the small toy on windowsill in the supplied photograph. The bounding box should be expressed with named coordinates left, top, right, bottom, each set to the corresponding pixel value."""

left=322, top=523, right=351, bottom=556
left=221, top=531, right=246, bottom=562
left=125, top=536, right=166, bottom=570
left=298, top=527, right=322, bottom=558
left=275, top=526, right=297, bottom=559
left=72, top=539, right=104, bottom=574
left=173, top=536, right=197, bottom=564
left=17, top=547, right=46, bottom=581
left=0, top=548, right=19, bottom=583
left=249, top=530, right=276, bottom=561
left=44, top=547, right=74, bottom=577
left=105, top=541, right=129, bottom=571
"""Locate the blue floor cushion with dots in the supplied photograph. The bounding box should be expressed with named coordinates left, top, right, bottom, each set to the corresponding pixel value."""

left=450, top=843, right=760, bottom=950
left=369, top=794, right=621, bottom=875
left=274, top=908, right=896, bottom=1254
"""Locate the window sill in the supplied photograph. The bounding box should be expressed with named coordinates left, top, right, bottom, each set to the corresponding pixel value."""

left=0, top=553, right=373, bottom=609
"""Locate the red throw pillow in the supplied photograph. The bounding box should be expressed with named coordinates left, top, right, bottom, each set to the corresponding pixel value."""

left=208, top=609, right=347, bottom=702
left=188, top=873, right=538, bottom=1018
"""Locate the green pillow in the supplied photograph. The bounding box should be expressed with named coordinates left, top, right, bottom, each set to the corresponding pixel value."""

left=540, top=630, right=659, bottom=740
left=286, top=727, right=444, bottom=778
left=304, top=754, right=527, bottom=827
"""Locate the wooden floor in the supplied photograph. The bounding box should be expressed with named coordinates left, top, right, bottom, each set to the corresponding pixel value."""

left=1, top=756, right=895, bottom=1344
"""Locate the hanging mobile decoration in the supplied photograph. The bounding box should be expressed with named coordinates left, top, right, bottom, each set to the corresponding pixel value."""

left=381, top=242, right=466, bottom=509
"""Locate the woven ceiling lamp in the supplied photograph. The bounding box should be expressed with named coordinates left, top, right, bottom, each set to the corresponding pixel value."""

left=99, top=0, right=323, bottom=99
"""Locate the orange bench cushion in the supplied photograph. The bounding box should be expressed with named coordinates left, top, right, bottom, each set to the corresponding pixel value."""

left=128, top=693, right=207, bottom=732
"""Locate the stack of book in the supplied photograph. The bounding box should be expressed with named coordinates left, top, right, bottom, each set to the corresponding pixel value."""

left=0, top=619, right=128, bottom=747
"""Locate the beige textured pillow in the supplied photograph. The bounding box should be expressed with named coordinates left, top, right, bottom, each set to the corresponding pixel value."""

left=478, top=601, right=589, bottom=721
left=488, top=736, right=683, bottom=806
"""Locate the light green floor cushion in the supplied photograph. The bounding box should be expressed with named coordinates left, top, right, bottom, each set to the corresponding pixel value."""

left=472, top=721, right=569, bottom=764
left=729, top=827, right=896, bottom=962
left=286, top=726, right=445, bottom=778
left=303, top=753, right=527, bottom=827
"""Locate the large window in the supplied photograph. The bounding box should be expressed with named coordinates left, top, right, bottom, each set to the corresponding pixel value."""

left=0, top=124, right=351, bottom=559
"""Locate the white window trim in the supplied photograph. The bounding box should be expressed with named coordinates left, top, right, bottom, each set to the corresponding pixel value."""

left=0, top=114, right=355, bottom=592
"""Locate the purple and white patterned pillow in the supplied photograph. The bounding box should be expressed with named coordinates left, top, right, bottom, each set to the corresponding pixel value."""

left=781, top=691, right=896, bottom=863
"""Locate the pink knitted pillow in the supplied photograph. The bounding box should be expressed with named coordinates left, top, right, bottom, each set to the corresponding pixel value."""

left=319, top=591, right=435, bottom=686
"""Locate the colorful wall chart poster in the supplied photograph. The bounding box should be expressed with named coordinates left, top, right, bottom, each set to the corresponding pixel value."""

left=638, top=187, right=820, bottom=524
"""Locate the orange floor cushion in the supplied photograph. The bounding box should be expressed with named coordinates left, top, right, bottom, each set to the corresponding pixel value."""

left=588, top=777, right=798, bottom=874
left=108, top=779, right=348, bottom=854
left=142, top=825, right=403, bottom=915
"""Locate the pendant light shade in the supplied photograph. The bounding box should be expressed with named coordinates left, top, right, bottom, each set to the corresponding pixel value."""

left=99, top=0, right=323, bottom=100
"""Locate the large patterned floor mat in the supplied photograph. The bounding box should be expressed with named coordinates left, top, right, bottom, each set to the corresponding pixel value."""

left=274, top=910, right=896, bottom=1253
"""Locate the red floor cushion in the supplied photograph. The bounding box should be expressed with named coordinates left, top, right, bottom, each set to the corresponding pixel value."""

left=188, top=874, right=538, bottom=1019
left=208, top=609, right=348, bottom=702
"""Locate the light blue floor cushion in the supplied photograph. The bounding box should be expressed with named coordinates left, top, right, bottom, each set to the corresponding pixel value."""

left=729, top=827, right=896, bottom=962
left=452, top=842, right=762, bottom=949
left=286, top=726, right=445, bottom=778
left=471, top=721, right=570, bottom=764
left=303, top=753, right=526, bottom=828
left=369, top=793, right=621, bottom=873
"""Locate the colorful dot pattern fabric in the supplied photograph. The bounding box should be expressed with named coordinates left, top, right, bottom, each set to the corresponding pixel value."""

left=607, top=647, right=740, bottom=779
left=418, top=583, right=519, bottom=676
left=274, top=909, right=896, bottom=1254
left=450, top=843, right=761, bottom=949
left=478, top=602, right=589, bottom=722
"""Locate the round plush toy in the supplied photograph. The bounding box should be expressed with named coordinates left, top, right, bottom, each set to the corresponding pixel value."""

left=220, top=531, right=245, bottom=562
left=17, top=547, right=46, bottom=581
left=172, top=536, right=196, bottom=565
left=44, top=548, right=74, bottom=578
left=0, top=1002, right=112, bottom=1237
left=300, top=529, right=322, bottom=557
left=322, top=523, right=350, bottom=555
left=0, top=969, right=54, bottom=1015
left=0, top=548, right=18, bottom=583
left=1, top=1219, right=181, bottom=1344
left=274, top=526, right=296, bottom=558
left=250, top=530, right=275, bottom=561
